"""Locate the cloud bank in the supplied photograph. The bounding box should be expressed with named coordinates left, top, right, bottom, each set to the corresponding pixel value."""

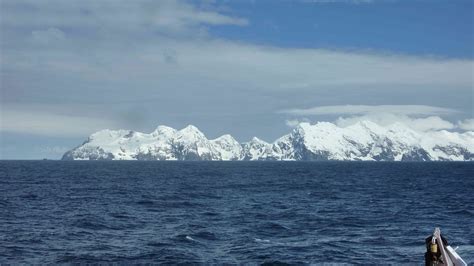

left=281, top=105, right=472, bottom=132
left=280, top=105, right=459, bottom=116
left=1, top=0, right=248, bottom=35
left=1, top=0, right=473, bottom=140
left=335, top=114, right=456, bottom=132
left=457, top=119, right=474, bottom=131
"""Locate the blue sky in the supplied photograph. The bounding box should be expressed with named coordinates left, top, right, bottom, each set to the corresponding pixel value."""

left=214, top=0, right=473, bottom=58
left=1, top=0, right=473, bottom=159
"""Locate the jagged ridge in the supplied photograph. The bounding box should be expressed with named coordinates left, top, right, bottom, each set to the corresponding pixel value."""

left=62, top=121, right=474, bottom=161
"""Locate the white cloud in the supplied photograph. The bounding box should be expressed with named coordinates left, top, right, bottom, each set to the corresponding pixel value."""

left=2, top=0, right=473, bottom=98
left=1, top=110, right=119, bottom=137
left=4, top=39, right=472, bottom=94
left=2, top=1, right=473, bottom=90
left=2, top=0, right=248, bottom=36
left=285, top=118, right=310, bottom=128
left=406, top=116, right=456, bottom=132
left=1, top=0, right=472, bottom=141
left=282, top=105, right=471, bottom=132
left=280, top=105, right=459, bottom=116
left=335, top=114, right=456, bottom=132
left=457, top=119, right=474, bottom=131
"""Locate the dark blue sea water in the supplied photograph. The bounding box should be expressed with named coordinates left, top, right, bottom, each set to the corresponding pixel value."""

left=0, top=161, right=473, bottom=264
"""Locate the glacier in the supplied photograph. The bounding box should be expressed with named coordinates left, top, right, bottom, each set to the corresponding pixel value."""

left=62, top=121, right=474, bottom=161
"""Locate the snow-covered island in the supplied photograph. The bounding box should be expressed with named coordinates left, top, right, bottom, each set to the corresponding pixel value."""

left=62, top=121, right=473, bottom=161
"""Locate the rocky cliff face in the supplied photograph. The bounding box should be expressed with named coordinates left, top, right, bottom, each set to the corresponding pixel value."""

left=62, top=121, right=474, bottom=161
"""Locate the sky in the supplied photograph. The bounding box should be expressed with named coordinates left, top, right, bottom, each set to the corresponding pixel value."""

left=0, top=0, right=473, bottom=159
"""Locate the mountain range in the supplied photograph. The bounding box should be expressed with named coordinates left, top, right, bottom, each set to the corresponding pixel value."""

left=62, top=121, right=474, bottom=161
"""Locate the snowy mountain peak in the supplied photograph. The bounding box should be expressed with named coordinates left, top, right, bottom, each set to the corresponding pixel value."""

left=88, top=129, right=129, bottom=141
left=249, top=136, right=268, bottom=144
left=153, top=125, right=176, bottom=133
left=351, top=120, right=382, bottom=130
left=211, top=134, right=242, bottom=161
left=295, top=121, right=338, bottom=135
left=182, top=124, right=199, bottom=130
left=150, top=126, right=177, bottom=140
left=179, top=125, right=205, bottom=136
left=63, top=122, right=473, bottom=161
left=344, top=120, right=386, bottom=136
left=213, top=134, right=238, bottom=143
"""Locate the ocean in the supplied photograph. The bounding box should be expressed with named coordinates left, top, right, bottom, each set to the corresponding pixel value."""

left=1, top=161, right=473, bottom=264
